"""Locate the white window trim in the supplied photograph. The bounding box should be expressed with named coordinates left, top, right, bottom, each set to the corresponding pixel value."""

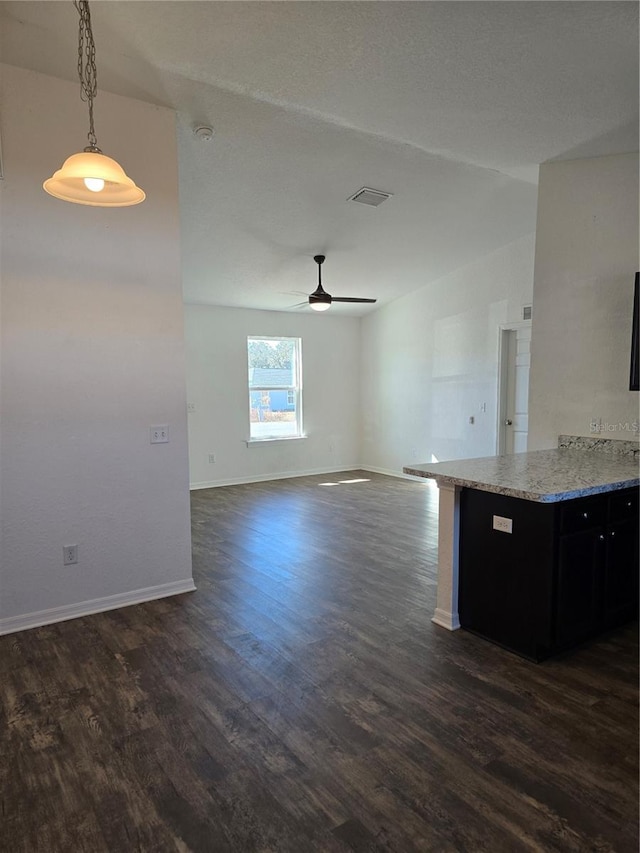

left=247, top=335, right=304, bottom=441
left=245, top=434, right=308, bottom=446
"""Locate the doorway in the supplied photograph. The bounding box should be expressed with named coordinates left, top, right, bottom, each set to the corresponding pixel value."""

left=497, top=322, right=531, bottom=454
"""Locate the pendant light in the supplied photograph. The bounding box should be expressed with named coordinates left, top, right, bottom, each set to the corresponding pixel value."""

left=43, top=1, right=145, bottom=207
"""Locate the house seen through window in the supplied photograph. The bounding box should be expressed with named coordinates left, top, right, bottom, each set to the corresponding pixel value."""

left=248, top=337, right=303, bottom=440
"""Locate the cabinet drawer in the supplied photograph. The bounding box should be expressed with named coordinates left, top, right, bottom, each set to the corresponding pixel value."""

left=608, top=489, right=638, bottom=522
left=560, top=497, right=606, bottom=534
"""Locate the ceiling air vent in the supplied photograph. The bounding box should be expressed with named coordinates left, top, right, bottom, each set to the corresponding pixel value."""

left=347, top=187, right=392, bottom=207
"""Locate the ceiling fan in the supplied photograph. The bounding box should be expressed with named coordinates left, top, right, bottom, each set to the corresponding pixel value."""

left=298, top=255, right=377, bottom=312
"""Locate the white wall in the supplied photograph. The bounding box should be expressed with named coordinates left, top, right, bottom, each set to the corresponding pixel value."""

left=0, top=65, right=193, bottom=630
left=528, top=153, right=639, bottom=449
left=360, top=234, right=535, bottom=473
left=185, top=305, right=361, bottom=486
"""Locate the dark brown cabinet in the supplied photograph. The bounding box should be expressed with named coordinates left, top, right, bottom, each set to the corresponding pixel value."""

left=603, top=504, right=639, bottom=628
left=459, top=487, right=639, bottom=661
left=555, top=526, right=601, bottom=648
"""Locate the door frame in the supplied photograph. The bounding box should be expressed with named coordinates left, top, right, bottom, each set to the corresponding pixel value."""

left=496, top=320, right=532, bottom=455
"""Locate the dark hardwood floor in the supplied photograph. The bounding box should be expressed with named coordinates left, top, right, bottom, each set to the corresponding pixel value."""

left=1, top=471, right=638, bottom=852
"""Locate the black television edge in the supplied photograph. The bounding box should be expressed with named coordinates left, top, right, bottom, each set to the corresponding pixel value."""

left=630, top=272, right=640, bottom=391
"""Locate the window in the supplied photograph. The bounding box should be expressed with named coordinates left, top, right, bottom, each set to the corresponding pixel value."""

left=248, top=337, right=303, bottom=441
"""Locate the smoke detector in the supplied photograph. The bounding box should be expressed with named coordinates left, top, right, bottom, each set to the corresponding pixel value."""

left=347, top=187, right=393, bottom=207
left=193, top=125, right=215, bottom=142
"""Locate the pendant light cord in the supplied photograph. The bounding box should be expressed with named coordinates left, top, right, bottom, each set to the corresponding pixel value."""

left=74, top=0, right=100, bottom=152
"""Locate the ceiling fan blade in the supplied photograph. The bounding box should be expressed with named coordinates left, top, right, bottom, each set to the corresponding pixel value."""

left=331, top=297, right=377, bottom=303
left=288, top=301, right=309, bottom=309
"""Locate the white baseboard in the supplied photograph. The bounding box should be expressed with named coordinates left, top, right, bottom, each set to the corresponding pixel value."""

left=0, top=578, right=197, bottom=636
left=432, top=608, right=461, bottom=631
left=190, top=465, right=360, bottom=490
left=360, top=464, right=437, bottom=483
left=190, top=465, right=436, bottom=490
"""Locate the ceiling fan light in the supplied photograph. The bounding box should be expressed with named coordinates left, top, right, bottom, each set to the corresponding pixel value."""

left=309, top=283, right=331, bottom=311
left=43, top=150, right=145, bottom=207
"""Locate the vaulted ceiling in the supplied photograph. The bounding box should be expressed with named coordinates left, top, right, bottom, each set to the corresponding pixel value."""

left=1, top=1, right=638, bottom=313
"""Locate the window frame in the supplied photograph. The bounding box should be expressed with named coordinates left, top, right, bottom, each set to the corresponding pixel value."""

left=247, top=336, right=304, bottom=443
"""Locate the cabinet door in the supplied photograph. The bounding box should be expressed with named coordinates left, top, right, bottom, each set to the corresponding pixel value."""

left=555, top=528, right=602, bottom=648
left=603, top=517, right=639, bottom=629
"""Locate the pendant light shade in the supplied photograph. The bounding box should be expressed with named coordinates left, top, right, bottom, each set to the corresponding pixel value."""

left=43, top=150, right=145, bottom=207
left=44, top=1, right=145, bottom=208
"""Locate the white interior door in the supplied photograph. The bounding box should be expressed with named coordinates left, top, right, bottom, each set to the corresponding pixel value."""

left=499, top=324, right=531, bottom=454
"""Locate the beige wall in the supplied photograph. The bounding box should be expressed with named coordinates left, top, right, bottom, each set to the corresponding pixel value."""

left=0, top=65, right=193, bottom=630
left=528, top=153, right=639, bottom=450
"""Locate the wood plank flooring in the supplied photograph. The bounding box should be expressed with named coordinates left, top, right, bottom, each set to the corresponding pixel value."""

left=1, top=470, right=638, bottom=852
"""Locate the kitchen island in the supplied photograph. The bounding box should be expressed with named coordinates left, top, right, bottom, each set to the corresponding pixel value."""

left=404, top=437, right=639, bottom=659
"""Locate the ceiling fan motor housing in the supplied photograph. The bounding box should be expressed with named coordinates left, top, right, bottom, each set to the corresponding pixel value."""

left=309, top=287, right=331, bottom=307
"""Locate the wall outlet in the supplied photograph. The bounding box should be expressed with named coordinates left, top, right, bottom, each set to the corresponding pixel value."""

left=63, top=544, right=78, bottom=565
left=469, top=416, right=475, bottom=425
left=208, top=453, right=216, bottom=464
left=492, top=515, right=513, bottom=534
left=150, top=425, right=169, bottom=444
left=187, top=403, right=196, bottom=413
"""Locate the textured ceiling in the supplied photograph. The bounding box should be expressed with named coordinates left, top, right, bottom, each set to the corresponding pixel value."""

left=1, top=1, right=638, bottom=313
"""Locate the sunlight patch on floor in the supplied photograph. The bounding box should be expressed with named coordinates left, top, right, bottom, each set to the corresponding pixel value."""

left=318, top=478, right=371, bottom=486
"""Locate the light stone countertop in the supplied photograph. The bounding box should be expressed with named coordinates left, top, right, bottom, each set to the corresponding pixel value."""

left=403, top=449, right=639, bottom=502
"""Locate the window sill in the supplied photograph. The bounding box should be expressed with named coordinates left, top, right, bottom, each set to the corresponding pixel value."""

left=246, top=435, right=308, bottom=446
